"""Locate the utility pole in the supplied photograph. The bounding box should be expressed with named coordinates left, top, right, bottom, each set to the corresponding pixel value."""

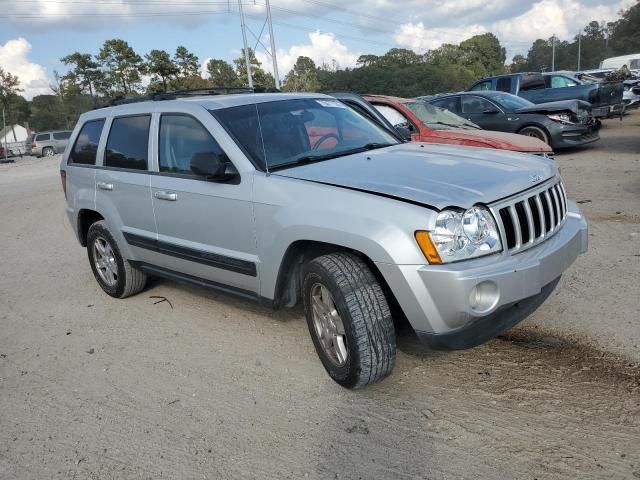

left=551, top=35, right=556, bottom=72
left=265, top=0, right=280, bottom=89
left=238, top=0, right=253, bottom=89
left=2, top=107, right=7, bottom=163
left=577, top=33, right=581, bottom=71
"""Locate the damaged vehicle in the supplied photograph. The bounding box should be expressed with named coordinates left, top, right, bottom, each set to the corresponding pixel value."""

left=61, top=91, right=588, bottom=388
left=425, top=91, right=600, bottom=149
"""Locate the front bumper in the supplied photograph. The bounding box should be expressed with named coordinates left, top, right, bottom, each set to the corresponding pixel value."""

left=592, top=103, right=625, bottom=117
left=377, top=201, right=588, bottom=350
left=550, top=122, right=600, bottom=149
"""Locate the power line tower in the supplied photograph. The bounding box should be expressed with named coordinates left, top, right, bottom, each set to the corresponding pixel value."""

left=235, top=0, right=280, bottom=89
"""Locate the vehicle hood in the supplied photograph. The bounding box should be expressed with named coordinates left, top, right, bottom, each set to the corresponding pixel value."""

left=430, top=128, right=551, bottom=153
left=273, top=143, right=557, bottom=210
left=515, top=99, right=591, bottom=115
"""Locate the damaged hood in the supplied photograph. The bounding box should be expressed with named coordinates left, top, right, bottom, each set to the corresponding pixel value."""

left=515, top=99, right=591, bottom=115
left=273, top=142, right=557, bottom=210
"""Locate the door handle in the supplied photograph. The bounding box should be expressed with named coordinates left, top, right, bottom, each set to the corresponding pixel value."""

left=96, top=182, right=113, bottom=191
left=154, top=191, right=177, bottom=201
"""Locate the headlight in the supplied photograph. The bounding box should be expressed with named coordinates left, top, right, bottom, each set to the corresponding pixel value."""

left=547, top=113, right=577, bottom=124
left=415, top=207, right=502, bottom=264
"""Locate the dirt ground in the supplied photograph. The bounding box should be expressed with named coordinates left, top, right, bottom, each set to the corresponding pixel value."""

left=1, top=112, right=639, bottom=479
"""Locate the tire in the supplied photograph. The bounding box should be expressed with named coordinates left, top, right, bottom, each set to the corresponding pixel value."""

left=42, top=147, right=55, bottom=157
left=302, top=252, right=396, bottom=388
left=86, top=221, right=147, bottom=298
left=518, top=125, right=550, bottom=145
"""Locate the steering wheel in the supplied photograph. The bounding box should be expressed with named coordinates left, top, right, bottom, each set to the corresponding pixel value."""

left=312, top=133, right=340, bottom=150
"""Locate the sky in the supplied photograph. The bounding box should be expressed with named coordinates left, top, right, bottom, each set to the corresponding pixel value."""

left=0, top=0, right=634, bottom=99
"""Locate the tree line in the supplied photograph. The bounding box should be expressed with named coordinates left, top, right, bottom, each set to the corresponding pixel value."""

left=1, top=0, right=637, bottom=133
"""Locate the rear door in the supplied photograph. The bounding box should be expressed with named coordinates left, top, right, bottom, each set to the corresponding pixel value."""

left=460, top=96, right=510, bottom=132
left=95, top=113, right=157, bottom=264
left=149, top=111, right=258, bottom=296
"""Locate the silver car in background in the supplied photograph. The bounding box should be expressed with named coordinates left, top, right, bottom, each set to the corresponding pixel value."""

left=60, top=92, right=588, bottom=388
left=26, top=130, right=72, bottom=157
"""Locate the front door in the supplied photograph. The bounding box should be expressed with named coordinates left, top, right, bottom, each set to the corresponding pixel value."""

left=460, top=96, right=508, bottom=132
left=149, top=113, right=258, bottom=296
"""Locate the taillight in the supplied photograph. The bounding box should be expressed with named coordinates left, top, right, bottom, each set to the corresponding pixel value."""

left=60, top=170, right=67, bottom=199
left=31, top=141, right=36, bottom=148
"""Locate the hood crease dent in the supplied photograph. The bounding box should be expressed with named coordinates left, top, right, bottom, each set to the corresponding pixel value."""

left=273, top=143, right=557, bottom=210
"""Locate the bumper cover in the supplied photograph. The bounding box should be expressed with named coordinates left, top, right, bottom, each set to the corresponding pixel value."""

left=377, top=201, right=588, bottom=350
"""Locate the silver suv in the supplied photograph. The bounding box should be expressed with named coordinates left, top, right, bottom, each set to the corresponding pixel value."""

left=26, top=130, right=72, bottom=157
left=61, top=92, right=588, bottom=388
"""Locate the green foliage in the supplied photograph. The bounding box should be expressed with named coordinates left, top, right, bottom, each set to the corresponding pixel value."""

left=174, top=46, right=200, bottom=79
left=233, top=48, right=275, bottom=88
left=206, top=59, right=241, bottom=87
left=60, top=52, right=101, bottom=96
left=282, top=56, right=321, bottom=92
left=97, top=39, right=145, bottom=95
left=0, top=67, right=22, bottom=108
left=145, top=49, right=179, bottom=92
left=608, top=1, right=640, bottom=55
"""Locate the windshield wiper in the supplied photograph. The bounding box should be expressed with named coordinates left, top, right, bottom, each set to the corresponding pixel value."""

left=269, top=143, right=394, bottom=172
left=427, top=121, right=480, bottom=130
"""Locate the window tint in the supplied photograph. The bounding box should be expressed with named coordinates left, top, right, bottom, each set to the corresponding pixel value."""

left=431, top=97, right=459, bottom=113
left=105, top=115, right=151, bottom=170
left=159, top=114, right=226, bottom=175
left=68, top=119, right=105, bottom=165
left=461, top=96, right=496, bottom=114
left=548, top=75, right=577, bottom=88
left=35, top=133, right=50, bottom=142
left=373, top=104, right=409, bottom=127
left=496, top=77, right=512, bottom=92
left=520, top=74, right=545, bottom=91
left=53, top=131, right=71, bottom=140
left=470, top=80, right=492, bottom=91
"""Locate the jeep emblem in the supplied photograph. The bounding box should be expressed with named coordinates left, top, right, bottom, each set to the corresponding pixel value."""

left=531, top=174, right=543, bottom=183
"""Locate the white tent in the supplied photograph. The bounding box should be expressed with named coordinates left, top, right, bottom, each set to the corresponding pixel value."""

left=1, top=124, right=28, bottom=155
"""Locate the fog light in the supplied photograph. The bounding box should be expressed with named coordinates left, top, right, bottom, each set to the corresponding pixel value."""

left=469, top=281, right=499, bottom=313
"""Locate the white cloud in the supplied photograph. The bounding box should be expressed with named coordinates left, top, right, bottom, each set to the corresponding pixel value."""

left=0, top=38, right=50, bottom=100
left=256, top=31, right=360, bottom=78
left=394, top=22, right=488, bottom=52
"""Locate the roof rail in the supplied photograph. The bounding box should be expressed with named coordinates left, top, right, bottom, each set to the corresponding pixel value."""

left=93, top=86, right=281, bottom=109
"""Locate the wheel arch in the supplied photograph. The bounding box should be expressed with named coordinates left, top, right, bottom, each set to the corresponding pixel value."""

left=517, top=123, right=551, bottom=144
left=77, top=209, right=105, bottom=246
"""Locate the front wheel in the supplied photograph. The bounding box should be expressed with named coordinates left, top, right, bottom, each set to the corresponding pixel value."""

left=518, top=125, right=550, bottom=145
left=302, top=252, right=396, bottom=388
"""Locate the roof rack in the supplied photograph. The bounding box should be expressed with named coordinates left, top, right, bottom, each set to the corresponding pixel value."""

left=94, top=86, right=281, bottom=109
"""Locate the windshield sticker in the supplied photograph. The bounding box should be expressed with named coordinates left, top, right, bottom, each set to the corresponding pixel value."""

left=315, top=99, right=347, bottom=108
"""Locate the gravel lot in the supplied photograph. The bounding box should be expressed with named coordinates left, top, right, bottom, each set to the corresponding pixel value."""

left=1, top=112, right=639, bottom=479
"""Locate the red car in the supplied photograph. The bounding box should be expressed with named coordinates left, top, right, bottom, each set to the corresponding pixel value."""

left=364, top=95, right=553, bottom=156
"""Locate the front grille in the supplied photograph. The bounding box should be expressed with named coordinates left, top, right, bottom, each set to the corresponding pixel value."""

left=491, top=179, right=568, bottom=254
left=529, top=152, right=554, bottom=160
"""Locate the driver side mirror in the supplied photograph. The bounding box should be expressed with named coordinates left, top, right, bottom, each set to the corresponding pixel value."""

left=190, top=152, right=238, bottom=182
left=394, top=122, right=413, bottom=141
left=483, top=107, right=500, bottom=114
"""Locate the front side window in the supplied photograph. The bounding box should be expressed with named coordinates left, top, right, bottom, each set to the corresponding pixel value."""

left=431, top=96, right=459, bottom=113
left=159, top=114, right=226, bottom=175
left=212, top=98, right=398, bottom=171
left=461, top=97, right=496, bottom=114
left=68, top=119, right=105, bottom=165
left=105, top=115, right=151, bottom=170
left=35, top=133, right=50, bottom=142
left=53, top=131, right=71, bottom=140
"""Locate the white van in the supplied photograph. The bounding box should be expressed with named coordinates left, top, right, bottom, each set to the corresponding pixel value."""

left=599, top=54, right=640, bottom=70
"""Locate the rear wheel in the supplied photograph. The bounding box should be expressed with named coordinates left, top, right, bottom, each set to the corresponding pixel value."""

left=86, top=221, right=147, bottom=298
left=42, top=147, right=55, bottom=157
left=302, top=252, right=396, bottom=388
left=518, top=125, right=549, bottom=145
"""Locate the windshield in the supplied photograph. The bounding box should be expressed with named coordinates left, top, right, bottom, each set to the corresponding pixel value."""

left=404, top=101, right=480, bottom=130
left=211, top=98, right=398, bottom=171
left=485, top=92, right=534, bottom=110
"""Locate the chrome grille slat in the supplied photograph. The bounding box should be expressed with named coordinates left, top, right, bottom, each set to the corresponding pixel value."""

left=492, top=179, right=568, bottom=255
left=522, top=200, right=535, bottom=245
left=508, top=206, right=522, bottom=249
left=544, top=190, right=555, bottom=232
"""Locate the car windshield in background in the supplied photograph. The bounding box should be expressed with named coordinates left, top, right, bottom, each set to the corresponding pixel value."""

left=212, top=98, right=398, bottom=171
left=405, top=102, right=480, bottom=130
left=484, top=92, right=534, bottom=110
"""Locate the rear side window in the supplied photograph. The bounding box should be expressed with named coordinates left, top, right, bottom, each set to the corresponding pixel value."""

left=105, top=115, right=151, bottom=170
left=35, top=133, right=50, bottom=142
left=53, top=131, right=71, bottom=140
left=496, top=77, right=511, bottom=92
left=470, top=80, right=492, bottom=91
left=520, top=74, right=545, bottom=91
left=159, top=114, right=225, bottom=175
left=68, top=119, right=105, bottom=165
left=461, top=96, right=495, bottom=114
